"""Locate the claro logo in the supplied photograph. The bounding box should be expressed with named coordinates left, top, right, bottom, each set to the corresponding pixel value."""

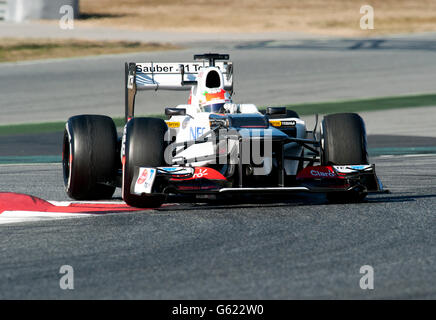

left=310, top=170, right=336, bottom=178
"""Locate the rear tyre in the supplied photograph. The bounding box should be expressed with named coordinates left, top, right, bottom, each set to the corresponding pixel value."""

left=63, top=115, right=117, bottom=200
left=122, top=117, right=168, bottom=208
left=321, top=113, right=368, bottom=203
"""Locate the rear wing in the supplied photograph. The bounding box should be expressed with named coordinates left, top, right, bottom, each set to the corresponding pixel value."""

left=124, top=54, right=233, bottom=122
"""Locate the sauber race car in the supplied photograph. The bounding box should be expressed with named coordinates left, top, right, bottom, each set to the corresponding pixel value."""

left=62, top=53, right=385, bottom=208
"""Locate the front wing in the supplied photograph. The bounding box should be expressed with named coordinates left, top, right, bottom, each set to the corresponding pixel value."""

left=130, top=164, right=387, bottom=197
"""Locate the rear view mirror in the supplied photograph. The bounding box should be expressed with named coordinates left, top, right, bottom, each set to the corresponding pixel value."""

left=266, top=107, right=287, bottom=116
left=165, top=108, right=186, bottom=116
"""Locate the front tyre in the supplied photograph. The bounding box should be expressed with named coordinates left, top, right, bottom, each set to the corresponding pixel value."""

left=321, top=113, right=368, bottom=203
left=62, top=115, right=118, bottom=200
left=122, top=117, right=168, bottom=208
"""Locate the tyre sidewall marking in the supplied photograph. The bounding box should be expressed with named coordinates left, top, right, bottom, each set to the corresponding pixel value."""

left=320, top=120, right=325, bottom=165
left=65, top=122, right=73, bottom=190
left=121, top=123, right=129, bottom=201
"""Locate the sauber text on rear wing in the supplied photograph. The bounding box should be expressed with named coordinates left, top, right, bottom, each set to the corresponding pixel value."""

left=124, top=59, right=233, bottom=121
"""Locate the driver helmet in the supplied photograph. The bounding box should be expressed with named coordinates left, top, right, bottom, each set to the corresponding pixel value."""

left=201, top=98, right=227, bottom=113
left=200, top=89, right=232, bottom=113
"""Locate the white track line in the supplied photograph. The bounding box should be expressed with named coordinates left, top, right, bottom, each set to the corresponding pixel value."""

left=0, top=210, right=92, bottom=225
left=47, top=200, right=126, bottom=206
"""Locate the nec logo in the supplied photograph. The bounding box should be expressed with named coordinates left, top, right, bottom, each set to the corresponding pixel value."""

left=190, top=127, right=205, bottom=140
left=310, top=170, right=336, bottom=178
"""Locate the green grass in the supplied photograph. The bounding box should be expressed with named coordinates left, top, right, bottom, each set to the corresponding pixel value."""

left=0, top=115, right=165, bottom=136
left=1, top=93, right=435, bottom=136
left=278, top=93, right=436, bottom=116
left=0, top=155, right=62, bottom=164
left=0, top=38, right=178, bottom=63
left=0, top=121, right=67, bottom=135
left=368, top=147, right=436, bottom=157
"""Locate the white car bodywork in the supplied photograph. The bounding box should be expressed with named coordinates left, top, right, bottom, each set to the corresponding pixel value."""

left=126, top=56, right=308, bottom=176
left=165, top=106, right=307, bottom=175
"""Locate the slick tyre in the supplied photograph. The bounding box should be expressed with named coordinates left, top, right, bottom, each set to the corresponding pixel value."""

left=321, top=113, right=368, bottom=166
left=63, top=115, right=117, bottom=200
left=122, top=117, right=168, bottom=208
left=321, top=113, right=369, bottom=203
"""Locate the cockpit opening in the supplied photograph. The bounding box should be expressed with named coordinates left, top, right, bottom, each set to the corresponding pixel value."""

left=205, top=70, right=221, bottom=88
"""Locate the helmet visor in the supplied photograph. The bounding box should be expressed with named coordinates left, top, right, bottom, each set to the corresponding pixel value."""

left=203, top=103, right=225, bottom=113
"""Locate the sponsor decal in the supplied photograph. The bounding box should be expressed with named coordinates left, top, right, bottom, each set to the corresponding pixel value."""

left=127, top=75, right=135, bottom=89
left=158, top=167, right=184, bottom=172
left=158, top=167, right=195, bottom=176
left=133, top=62, right=231, bottom=89
left=269, top=120, right=296, bottom=127
left=281, top=120, right=296, bottom=126
left=193, top=168, right=208, bottom=179
left=333, top=165, right=372, bottom=173
left=134, top=168, right=156, bottom=194
left=166, top=121, right=180, bottom=128
left=182, top=117, right=190, bottom=129
left=137, top=168, right=149, bottom=184
left=296, top=166, right=338, bottom=179
left=190, top=126, right=206, bottom=140
left=177, top=185, right=216, bottom=191
left=170, top=167, right=226, bottom=181
left=136, top=63, right=204, bottom=74
left=65, top=122, right=73, bottom=189
left=204, top=89, right=226, bottom=102
left=121, top=124, right=127, bottom=159
left=269, top=120, right=281, bottom=127
left=136, top=65, right=175, bottom=73
left=310, top=169, right=336, bottom=178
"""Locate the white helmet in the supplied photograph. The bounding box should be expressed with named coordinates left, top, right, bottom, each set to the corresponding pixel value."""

left=201, top=99, right=226, bottom=113
left=199, top=88, right=232, bottom=113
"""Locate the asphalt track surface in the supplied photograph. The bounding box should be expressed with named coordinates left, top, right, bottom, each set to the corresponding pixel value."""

left=1, top=33, right=436, bottom=299
left=0, top=154, right=436, bottom=299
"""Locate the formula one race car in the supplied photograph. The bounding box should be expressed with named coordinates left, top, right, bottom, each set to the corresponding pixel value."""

left=62, top=53, right=385, bottom=208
